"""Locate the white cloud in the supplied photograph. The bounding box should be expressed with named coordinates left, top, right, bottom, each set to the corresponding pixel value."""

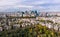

left=14, top=5, right=33, bottom=8
left=0, top=0, right=33, bottom=9
left=0, top=0, right=60, bottom=12
left=31, top=0, right=51, bottom=5
left=0, top=0, right=18, bottom=6
left=52, top=0, right=60, bottom=3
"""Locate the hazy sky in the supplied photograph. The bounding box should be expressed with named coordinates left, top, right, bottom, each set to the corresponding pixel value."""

left=0, top=0, right=60, bottom=12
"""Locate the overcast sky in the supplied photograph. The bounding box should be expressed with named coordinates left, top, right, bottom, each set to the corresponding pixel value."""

left=0, top=0, right=60, bottom=12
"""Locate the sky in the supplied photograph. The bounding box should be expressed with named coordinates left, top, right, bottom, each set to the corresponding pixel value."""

left=0, top=0, right=60, bottom=12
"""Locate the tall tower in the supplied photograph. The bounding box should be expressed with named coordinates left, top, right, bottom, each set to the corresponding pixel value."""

left=6, top=14, right=9, bottom=25
left=22, top=11, right=24, bottom=17
left=35, top=10, right=39, bottom=17
left=46, top=12, right=48, bottom=17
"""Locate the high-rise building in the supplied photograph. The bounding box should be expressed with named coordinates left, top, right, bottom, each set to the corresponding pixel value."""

left=35, top=10, right=39, bottom=17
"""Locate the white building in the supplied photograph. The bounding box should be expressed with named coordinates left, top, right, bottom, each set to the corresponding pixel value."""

left=0, top=27, right=3, bottom=31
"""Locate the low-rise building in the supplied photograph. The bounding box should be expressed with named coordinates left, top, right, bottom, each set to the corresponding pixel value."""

left=0, top=27, right=3, bottom=31
left=4, top=25, right=11, bottom=30
left=13, top=24, right=20, bottom=29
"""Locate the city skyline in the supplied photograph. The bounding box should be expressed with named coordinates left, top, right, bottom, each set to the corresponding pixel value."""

left=0, top=0, right=60, bottom=12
